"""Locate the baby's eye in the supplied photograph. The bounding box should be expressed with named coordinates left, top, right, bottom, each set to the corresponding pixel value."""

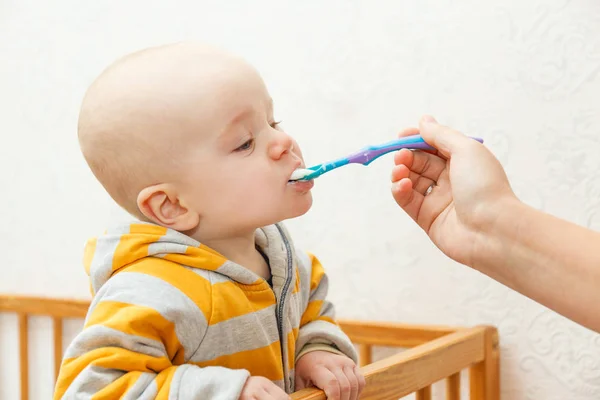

left=235, top=138, right=255, bottom=152
left=270, top=120, right=282, bottom=129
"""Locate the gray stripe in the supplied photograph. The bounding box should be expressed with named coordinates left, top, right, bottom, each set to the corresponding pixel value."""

left=159, top=227, right=201, bottom=247
left=149, top=253, right=168, bottom=258
left=89, top=225, right=131, bottom=294
left=318, top=300, right=335, bottom=319
left=296, top=250, right=313, bottom=309
left=169, top=364, right=249, bottom=399
left=147, top=242, right=187, bottom=257
left=308, top=272, right=329, bottom=303
left=122, top=372, right=157, bottom=400
left=87, top=272, right=207, bottom=360
left=190, top=304, right=279, bottom=363
left=147, top=227, right=200, bottom=257
left=286, top=291, right=302, bottom=329
left=185, top=267, right=230, bottom=284
left=296, top=320, right=358, bottom=363
left=64, top=325, right=166, bottom=359
left=216, top=260, right=259, bottom=285
left=259, top=225, right=288, bottom=281
left=62, top=365, right=123, bottom=399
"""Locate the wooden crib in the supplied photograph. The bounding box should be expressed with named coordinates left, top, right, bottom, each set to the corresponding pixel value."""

left=0, top=294, right=499, bottom=400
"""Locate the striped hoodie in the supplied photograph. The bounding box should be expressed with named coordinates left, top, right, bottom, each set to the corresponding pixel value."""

left=54, top=222, right=357, bottom=399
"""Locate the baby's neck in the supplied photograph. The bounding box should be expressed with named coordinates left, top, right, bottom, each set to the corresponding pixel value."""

left=201, top=234, right=270, bottom=281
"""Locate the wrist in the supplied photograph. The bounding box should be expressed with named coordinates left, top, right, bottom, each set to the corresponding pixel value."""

left=470, top=196, right=528, bottom=273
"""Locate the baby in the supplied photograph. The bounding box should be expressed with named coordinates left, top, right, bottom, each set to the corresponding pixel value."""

left=54, top=42, right=365, bottom=400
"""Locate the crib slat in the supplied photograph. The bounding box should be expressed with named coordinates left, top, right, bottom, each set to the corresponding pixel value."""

left=359, top=344, right=372, bottom=366
left=446, top=372, right=460, bottom=400
left=19, top=313, right=29, bottom=400
left=415, top=385, right=431, bottom=400
left=53, top=317, right=63, bottom=381
left=469, top=327, right=499, bottom=400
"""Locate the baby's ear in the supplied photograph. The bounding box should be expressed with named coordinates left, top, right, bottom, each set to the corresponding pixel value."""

left=137, top=184, right=200, bottom=231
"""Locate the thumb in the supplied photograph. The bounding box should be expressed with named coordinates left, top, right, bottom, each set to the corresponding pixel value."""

left=419, top=115, right=472, bottom=158
left=294, top=371, right=309, bottom=391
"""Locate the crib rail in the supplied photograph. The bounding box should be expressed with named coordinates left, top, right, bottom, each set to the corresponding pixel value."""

left=295, top=320, right=499, bottom=400
left=0, top=294, right=499, bottom=400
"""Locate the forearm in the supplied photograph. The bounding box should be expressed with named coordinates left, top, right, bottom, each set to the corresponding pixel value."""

left=475, top=199, right=600, bottom=332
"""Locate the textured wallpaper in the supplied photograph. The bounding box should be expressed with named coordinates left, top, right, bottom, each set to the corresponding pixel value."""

left=1, top=1, right=600, bottom=399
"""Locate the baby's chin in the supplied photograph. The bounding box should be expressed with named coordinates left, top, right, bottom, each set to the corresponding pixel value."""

left=254, top=195, right=313, bottom=226
left=282, top=194, right=314, bottom=220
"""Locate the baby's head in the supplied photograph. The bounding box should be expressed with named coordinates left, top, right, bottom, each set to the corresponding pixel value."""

left=78, top=42, right=313, bottom=240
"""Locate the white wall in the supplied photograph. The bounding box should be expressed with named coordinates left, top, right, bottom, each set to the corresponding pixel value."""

left=2, top=0, right=600, bottom=399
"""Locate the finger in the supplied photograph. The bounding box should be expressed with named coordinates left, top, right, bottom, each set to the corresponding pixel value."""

left=313, top=368, right=340, bottom=400
left=397, top=128, right=439, bottom=157
left=418, top=170, right=454, bottom=233
left=293, top=376, right=307, bottom=391
left=396, top=126, right=420, bottom=138
left=419, top=115, right=477, bottom=158
left=256, top=387, right=276, bottom=400
left=331, top=368, right=351, bottom=400
left=264, top=383, right=290, bottom=400
left=413, top=174, right=436, bottom=195
left=391, top=178, right=425, bottom=222
left=390, top=163, right=409, bottom=182
left=393, top=149, right=447, bottom=181
left=391, top=164, right=436, bottom=196
left=343, top=366, right=359, bottom=400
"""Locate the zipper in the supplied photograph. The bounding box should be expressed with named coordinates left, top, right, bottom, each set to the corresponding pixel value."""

left=275, top=224, right=293, bottom=391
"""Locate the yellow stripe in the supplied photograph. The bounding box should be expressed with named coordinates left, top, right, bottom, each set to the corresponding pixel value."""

left=308, top=253, right=325, bottom=291
left=210, top=281, right=276, bottom=324
left=195, top=341, right=284, bottom=381
left=124, top=259, right=213, bottom=320
left=161, top=243, right=227, bottom=271
left=154, top=367, right=177, bottom=400
left=56, top=349, right=172, bottom=399
left=300, top=300, right=323, bottom=327
left=94, top=347, right=171, bottom=371
left=292, top=266, right=300, bottom=294
left=316, top=315, right=336, bottom=325
left=129, top=223, right=168, bottom=236
left=89, top=364, right=176, bottom=400
left=83, top=237, right=97, bottom=276
left=85, top=301, right=181, bottom=360
left=112, top=235, right=155, bottom=274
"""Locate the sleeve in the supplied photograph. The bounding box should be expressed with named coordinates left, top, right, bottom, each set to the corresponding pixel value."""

left=295, top=253, right=358, bottom=363
left=53, top=269, right=249, bottom=400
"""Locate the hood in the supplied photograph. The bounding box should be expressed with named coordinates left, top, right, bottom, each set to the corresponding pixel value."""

left=82, top=222, right=292, bottom=295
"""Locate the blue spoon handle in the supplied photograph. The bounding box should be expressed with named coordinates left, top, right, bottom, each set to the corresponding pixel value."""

left=300, top=134, right=483, bottom=180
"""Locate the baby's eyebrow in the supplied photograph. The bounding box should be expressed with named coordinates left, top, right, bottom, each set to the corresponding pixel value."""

left=219, top=108, right=254, bottom=140
left=229, top=108, right=253, bottom=127
left=219, top=98, right=274, bottom=140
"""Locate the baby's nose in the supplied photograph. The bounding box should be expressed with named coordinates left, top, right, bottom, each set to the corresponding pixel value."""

left=269, top=131, right=294, bottom=159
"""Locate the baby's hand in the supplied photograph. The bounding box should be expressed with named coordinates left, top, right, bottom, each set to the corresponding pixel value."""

left=240, top=376, right=290, bottom=400
left=295, top=351, right=365, bottom=400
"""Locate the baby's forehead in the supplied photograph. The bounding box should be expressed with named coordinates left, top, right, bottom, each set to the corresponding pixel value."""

left=87, top=43, right=273, bottom=142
